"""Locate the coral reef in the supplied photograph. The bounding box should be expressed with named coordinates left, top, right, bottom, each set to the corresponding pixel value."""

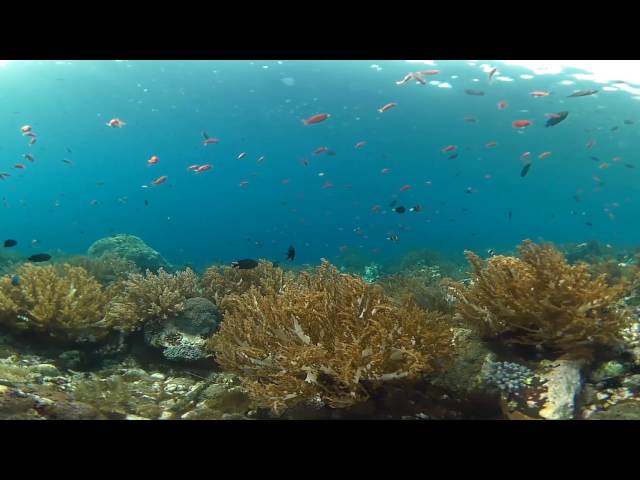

left=87, top=234, right=170, bottom=272
left=376, top=267, right=454, bottom=314
left=0, top=264, right=113, bottom=343
left=446, top=240, right=632, bottom=356
left=64, top=253, right=141, bottom=285
left=208, top=260, right=455, bottom=414
left=104, top=268, right=200, bottom=333
left=144, top=297, right=221, bottom=362
left=202, top=260, right=294, bottom=305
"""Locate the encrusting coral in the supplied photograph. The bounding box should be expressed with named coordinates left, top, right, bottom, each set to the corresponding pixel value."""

left=104, top=268, right=200, bottom=333
left=202, top=260, right=294, bottom=305
left=446, top=240, right=632, bottom=355
left=208, top=260, right=454, bottom=414
left=0, top=264, right=112, bottom=343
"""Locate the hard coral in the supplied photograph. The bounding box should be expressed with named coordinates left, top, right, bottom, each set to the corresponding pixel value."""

left=209, top=260, right=454, bottom=414
left=65, top=253, right=141, bottom=285
left=446, top=240, right=631, bottom=355
left=104, top=268, right=200, bottom=333
left=376, top=268, right=454, bottom=314
left=0, top=264, right=111, bottom=343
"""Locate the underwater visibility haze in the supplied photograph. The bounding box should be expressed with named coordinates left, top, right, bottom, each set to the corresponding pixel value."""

left=1, top=59, right=640, bottom=420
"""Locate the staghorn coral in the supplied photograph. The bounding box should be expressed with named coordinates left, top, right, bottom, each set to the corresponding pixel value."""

left=446, top=240, right=632, bottom=355
left=209, top=260, right=454, bottom=414
left=376, top=268, right=454, bottom=314
left=0, top=264, right=112, bottom=343
left=64, top=254, right=141, bottom=285
left=202, top=260, right=294, bottom=305
left=104, top=268, right=200, bottom=333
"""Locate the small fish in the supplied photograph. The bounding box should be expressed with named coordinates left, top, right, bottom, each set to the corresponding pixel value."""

left=187, top=164, right=200, bottom=171
left=0, top=173, right=10, bottom=180
left=488, top=67, right=498, bottom=82
left=512, top=120, right=532, bottom=128
left=448, top=153, right=459, bottom=160
left=530, top=91, right=551, bottom=97
left=520, top=152, right=531, bottom=161
left=195, top=164, right=212, bottom=173
left=151, top=175, right=168, bottom=186
left=545, top=111, right=568, bottom=127
left=568, top=89, right=598, bottom=98
left=66, top=147, right=72, bottom=153
left=14, top=164, right=26, bottom=169
left=371, top=205, right=382, bottom=213
left=485, top=141, right=498, bottom=148
left=237, top=152, right=247, bottom=160
left=239, top=181, right=249, bottom=188
left=599, top=162, right=610, bottom=169
left=20, top=125, right=32, bottom=133
left=287, top=245, right=295, bottom=261
left=624, top=119, right=635, bottom=125
left=106, top=118, right=126, bottom=128
left=498, top=100, right=508, bottom=110
left=28, top=253, right=51, bottom=262
left=585, top=221, right=593, bottom=226
left=10, top=274, right=20, bottom=287
left=610, top=126, right=619, bottom=132
left=354, top=141, right=367, bottom=149
left=508, top=211, right=512, bottom=221
left=23, top=132, right=37, bottom=138
left=313, top=146, right=329, bottom=155
left=28, top=137, right=37, bottom=146
left=441, top=145, right=457, bottom=154
left=231, top=259, right=259, bottom=270
left=487, top=249, right=496, bottom=257
left=590, top=156, right=600, bottom=162
left=62, top=159, right=74, bottom=165
left=420, top=70, right=440, bottom=76
left=465, top=89, right=485, bottom=96
left=4, top=239, right=17, bottom=247
left=408, top=205, right=422, bottom=212
left=465, top=187, right=475, bottom=194
left=394, top=206, right=406, bottom=214
left=464, top=116, right=478, bottom=124
left=387, top=234, right=399, bottom=242
left=396, top=73, right=414, bottom=85
left=381, top=168, right=391, bottom=174
left=520, top=163, right=532, bottom=177
left=257, top=156, right=266, bottom=163
left=23, top=154, right=34, bottom=162
left=586, top=139, right=597, bottom=150
left=399, top=184, right=411, bottom=192
left=144, top=199, right=149, bottom=207
left=302, top=113, right=331, bottom=125
left=389, top=199, right=397, bottom=208
left=625, top=163, right=635, bottom=169
left=378, top=103, right=397, bottom=113
left=538, top=151, right=552, bottom=160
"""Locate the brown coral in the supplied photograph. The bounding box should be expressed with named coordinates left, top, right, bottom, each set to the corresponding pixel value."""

left=0, top=263, right=112, bottom=343
left=446, top=240, right=632, bottom=355
left=64, top=254, right=141, bottom=285
left=202, top=260, right=294, bottom=305
left=209, top=260, right=454, bottom=414
left=104, top=268, right=200, bottom=333
left=376, top=270, right=454, bottom=314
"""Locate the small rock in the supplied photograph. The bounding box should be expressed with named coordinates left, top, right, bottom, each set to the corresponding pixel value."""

left=34, top=364, right=60, bottom=377
left=150, top=373, right=165, bottom=380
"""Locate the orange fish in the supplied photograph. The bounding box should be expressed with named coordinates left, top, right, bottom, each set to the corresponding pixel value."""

left=148, top=155, right=159, bottom=165
left=106, top=118, right=126, bottom=128
left=485, top=141, right=497, bottom=148
left=152, top=175, right=168, bottom=186
left=538, top=151, right=552, bottom=160
left=512, top=120, right=532, bottom=128
left=195, top=164, right=212, bottom=173
left=302, top=113, right=331, bottom=126
left=530, top=91, right=551, bottom=97
left=21, top=125, right=33, bottom=133
left=378, top=103, right=397, bottom=113
left=498, top=100, right=508, bottom=110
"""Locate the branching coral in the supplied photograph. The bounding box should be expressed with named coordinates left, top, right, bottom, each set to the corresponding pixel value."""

left=202, top=260, right=294, bottom=305
left=65, top=254, right=141, bottom=285
left=0, top=264, right=112, bottom=343
left=208, top=260, right=454, bottom=414
left=446, top=240, right=632, bottom=355
left=376, top=269, right=454, bottom=314
left=104, top=268, right=200, bottom=333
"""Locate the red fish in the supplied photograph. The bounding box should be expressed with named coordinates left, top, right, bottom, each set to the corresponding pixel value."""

left=420, top=70, right=440, bottom=76
left=441, top=145, right=457, bottom=154
left=21, top=125, right=32, bottom=133
left=237, top=152, right=247, bottom=160
left=313, top=146, right=329, bottom=155
left=14, top=164, right=26, bottom=169
left=530, top=91, right=551, bottom=97
left=195, top=164, right=212, bottom=173
left=148, top=155, right=159, bottom=165
left=355, top=141, right=367, bottom=149
left=187, top=164, right=200, bottom=171
left=302, top=113, right=331, bottom=126
left=512, top=120, right=532, bottom=128
left=399, top=184, right=411, bottom=192
left=485, top=141, right=498, bottom=148
left=152, top=175, right=168, bottom=186
left=498, top=100, right=508, bottom=110
left=520, top=152, right=531, bottom=161
left=378, top=103, right=397, bottom=113
left=203, top=138, right=219, bottom=146
left=538, top=151, right=552, bottom=160
left=106, top=118, right=126, bottom=128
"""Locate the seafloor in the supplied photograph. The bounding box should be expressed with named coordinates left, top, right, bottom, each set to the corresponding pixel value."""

left=1, top=233, right=640, bottom=420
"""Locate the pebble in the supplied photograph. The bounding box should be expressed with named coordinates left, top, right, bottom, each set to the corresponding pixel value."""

left=150, top=373, right=165, bottom=380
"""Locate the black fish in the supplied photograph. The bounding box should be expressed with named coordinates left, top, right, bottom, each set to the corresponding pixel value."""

left=465, top=89, right=485, bottom=96
left=3, top=239, right=17, bottom=247
left=231, top=259, right=259, bottom=270
left=488, top=68, right=497, bottom=82
left=394, top=206, right=406, bottom=214
left=520, top=163, right=532, bottom=177
left=624, top=119, right=635, bottom=125
left=287, top=245, right=295, bottom=261
left=28, top=253, right=51, bottom=262
left=568, top=89, right=598, bottom=98
left=389, top=199, right=397, bottom=208
left=545, top=111, right=569, bottom=127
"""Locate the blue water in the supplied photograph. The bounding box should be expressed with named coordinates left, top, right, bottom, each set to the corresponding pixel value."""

left=1, top=60, right=638, bottom=269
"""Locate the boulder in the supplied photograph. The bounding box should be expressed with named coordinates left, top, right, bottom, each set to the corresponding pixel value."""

left=87, top=234, right=170, bottom=272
